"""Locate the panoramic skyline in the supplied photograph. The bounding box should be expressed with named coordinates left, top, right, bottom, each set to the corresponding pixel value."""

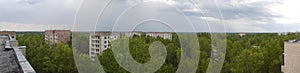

left=0, top=0, right=300, bottom=32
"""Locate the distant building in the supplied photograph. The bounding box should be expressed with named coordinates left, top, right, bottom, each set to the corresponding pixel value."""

left=0, top=31, right=16, bottom=40
left=45, top=30, right=71, bottom=44
left=278, top=32, right=288, bottom=36
left=122, top=31, right=142, bottom=38
left=296, top=31, right=300, bottom=35
left=239, top=32, right=246, bottom=37
left=146, top=32, right=172, bottom=40
left=282, top=39, right=300, bottom=73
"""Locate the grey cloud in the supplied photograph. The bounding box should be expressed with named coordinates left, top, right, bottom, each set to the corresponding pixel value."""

left=75, top=0, right=286, bottom=32
left=0, top=0, right=295, bottom=32
left=217, top=0, right=282, bottom=21
left=0, top=0, right=80, bottom=24
left=171, top=0, right=282, bottom=21
left=16, top=0, right=45, bottom=5
left=0, top=22, right=71, bottom=31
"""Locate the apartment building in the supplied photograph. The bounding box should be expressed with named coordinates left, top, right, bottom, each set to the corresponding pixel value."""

left=282, top=39, right=300, bottom=73
left=89, top=32, right=121, bottom=58
left=88, top=31, right=142, bottom=58
left=146, top=32, right=172, bottom=40
left=45, top=30, right=71, bottom=44
left=89, top=31, right=172, bottom=59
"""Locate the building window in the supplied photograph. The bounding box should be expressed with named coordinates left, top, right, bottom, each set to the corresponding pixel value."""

left=104, top=41, right=107, bottom=44
left=104, top=45, right=107, bottom=48
left=96, top=49, right=99, bottom=52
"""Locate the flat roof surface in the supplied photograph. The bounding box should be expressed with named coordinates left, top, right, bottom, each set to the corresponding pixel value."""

left=0, top=36, right=19, bottom=72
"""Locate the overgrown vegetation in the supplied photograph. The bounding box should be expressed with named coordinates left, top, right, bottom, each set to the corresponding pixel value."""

left=17, top=34, right=77, bottom=73
left=17, top=33, right=300, bottom=73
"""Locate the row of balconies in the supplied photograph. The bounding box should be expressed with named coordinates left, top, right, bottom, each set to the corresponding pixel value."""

left=90, top=44, right=109, bottom=49
left=91, top=35, right=118, bottom=40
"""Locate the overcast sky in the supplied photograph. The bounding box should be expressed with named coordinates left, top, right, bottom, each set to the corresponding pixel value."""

left=0, top=0, right=300, bottom=32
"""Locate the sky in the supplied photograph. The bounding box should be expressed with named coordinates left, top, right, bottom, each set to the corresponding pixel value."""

left=0, top=0, right=300, bottom=32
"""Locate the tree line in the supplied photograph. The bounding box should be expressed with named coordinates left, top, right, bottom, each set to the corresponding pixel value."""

left=17, top=33, right=300, bottom=73
left=17, top=34, right=77, bottom=73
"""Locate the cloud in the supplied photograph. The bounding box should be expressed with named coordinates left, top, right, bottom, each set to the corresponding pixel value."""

left=15, top=0, right=45, bottom=5
left=0, top=22, right=71, bottom=31
left=0, top=0, right=81, bottom=24
left=156, top=0, right=291, bottom=32
left=0, top=0, right=299, bottom=32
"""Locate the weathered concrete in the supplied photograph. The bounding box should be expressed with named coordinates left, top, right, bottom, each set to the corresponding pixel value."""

left=282, top=42, right=300, bottom=73
left=0, top=36, right=19, bottom=72
left=0, top=36, right=35, bottom=73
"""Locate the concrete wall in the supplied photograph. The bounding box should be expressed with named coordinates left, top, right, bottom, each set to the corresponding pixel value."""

left=282, top=42, right=300, bottom=73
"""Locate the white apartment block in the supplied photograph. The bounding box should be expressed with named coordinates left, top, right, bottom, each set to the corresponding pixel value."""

left=146, top=32, right=172, bottom=40
left=89, top=32, right=121, bottom=58
left=89, top=31, right=172, bottom=59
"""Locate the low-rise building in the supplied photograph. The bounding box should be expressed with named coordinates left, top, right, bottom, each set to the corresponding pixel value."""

left=45, top=30, right=71, bottom=44
left=146, top=32, right=172, bottom=40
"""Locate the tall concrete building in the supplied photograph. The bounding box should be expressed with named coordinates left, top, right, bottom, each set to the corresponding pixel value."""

left=89, top=32, right=121, bottom=58
left=282, top=39, right=300, bottom=73
left=45, top=30, right=71, bottom=44
left=89, top=31, right=142, bottom=58
left=89, top=31, right=172, bottom=59
left=146, top=32, right=172, bottom=40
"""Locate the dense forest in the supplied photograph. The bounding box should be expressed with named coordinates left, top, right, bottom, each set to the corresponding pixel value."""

left=17, top=34, right=77, bottom=73
left=17, top=33, right=300, bottom=73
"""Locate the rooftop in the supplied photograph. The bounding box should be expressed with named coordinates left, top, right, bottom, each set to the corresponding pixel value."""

left=288, top=39, right=300, bottom=43
left=0, top=36, right=19, bottom=72
left=0, top=36, right=35, bottom=73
